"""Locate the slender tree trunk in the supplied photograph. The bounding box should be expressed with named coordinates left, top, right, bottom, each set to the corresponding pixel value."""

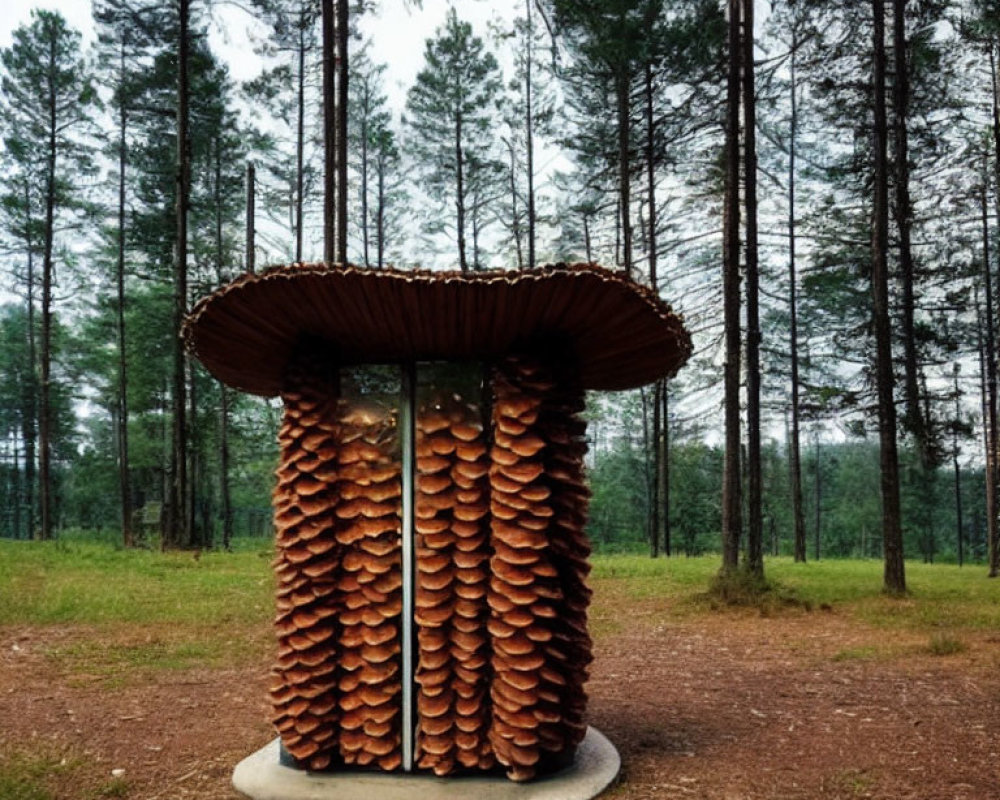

left=23, top=204, right=36, bottom=539
left=213, top=136, right=233, bottom=551
left=893, top=0, right=925, bottom=463
left=12, top=434, right=22, bottom=539
left=721, top=0, right=742, bottom=575
left=583, top=215, right=592, bottom=263
left=662, top=381, right=671, bottom=556
left=616, top=67, right=632, bottom=276
left=645, top=62, right=657, bottom=291
left=361, top=111, right=370, bottom=267
left=116, top=76, right=133, bottom=549
left=322, top=0, right=335, bottom=262
left=456, top=113, right=468, bottom=272
left=336, top=0, right=348, bottom=263
left=506, top=140, right=524, bottom=269
left=978, top=293, right=993, bottom=565
left=295, top=14, right=305, bottom=263
left=982, top=175, right=1000, bottom=578
left=39, top=34, right=59, bottom=541
left=471, top=184, right=482, bottom=270
left=220, top=384, right=232, bottom=550
left=953, top=365, right=964, bottom=567
left=788, top=28, right=807, bottom=564
left=988, top=50, right=1000, bottom=578
left=377, top=153, right=385, bottom=269
left=187, top=368, right=198, bottom=548
left=640, top=386, right=657, bottom=557
left=168, top=0, right=191, bottom=549
left=518, top=0, right=535, bottom=269
left=814, top=431, right=822, bottom=560
left=246, top=161, right=256, bottom=274
left=525, top=0, right=536, bottom=269
left=651, top=379, right=661, bottom=556
left=743, top=0, right=763, bottom=580
left=872, top=0, right=906, bottom=595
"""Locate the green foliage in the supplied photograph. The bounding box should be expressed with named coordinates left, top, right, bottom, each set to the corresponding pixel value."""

left=405, top=8, right=503, bottom=267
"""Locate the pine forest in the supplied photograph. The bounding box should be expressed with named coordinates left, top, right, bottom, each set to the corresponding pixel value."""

left=3, top=0, right=1000, bottom=596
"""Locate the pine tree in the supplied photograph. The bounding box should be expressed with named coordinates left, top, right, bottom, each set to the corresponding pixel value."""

left=405, top=9, right=503, bottom=271
left=0, top=10, right=98, bottom=540
left=246, top=0, right=321, bottom=263
left=93, top=0, right=164, bottom=548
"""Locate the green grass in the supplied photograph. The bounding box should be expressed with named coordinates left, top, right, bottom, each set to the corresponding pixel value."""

left=926, top=633, right=967, bottom=656
left=3, top=542, right=998, bottom=673
left=0, top=752, right=62, bottom=800
left=0, top=539, right=274, bottom=627
left=0, top=749, right=129, bottom=800
left=591, top=554, right=1000, bottom=633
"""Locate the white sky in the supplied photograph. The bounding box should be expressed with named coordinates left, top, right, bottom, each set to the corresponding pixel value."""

left=0, top=1, right=503, bottom=111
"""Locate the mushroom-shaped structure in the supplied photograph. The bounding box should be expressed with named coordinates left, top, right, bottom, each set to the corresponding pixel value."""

left=183, top=263, right=691, bottom=785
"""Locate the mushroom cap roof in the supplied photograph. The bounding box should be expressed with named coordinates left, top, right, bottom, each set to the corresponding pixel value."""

left=183, top=262, right=692, bottom=395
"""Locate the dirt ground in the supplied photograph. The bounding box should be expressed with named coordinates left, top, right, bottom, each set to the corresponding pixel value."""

left=2, top=593, right=999, bottom=800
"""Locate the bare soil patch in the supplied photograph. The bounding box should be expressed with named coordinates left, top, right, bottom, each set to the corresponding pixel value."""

left=2, top=590, right=998, bottom=799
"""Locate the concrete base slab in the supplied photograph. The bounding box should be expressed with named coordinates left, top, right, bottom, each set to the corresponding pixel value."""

left=233, top=728, right=620, bottom=800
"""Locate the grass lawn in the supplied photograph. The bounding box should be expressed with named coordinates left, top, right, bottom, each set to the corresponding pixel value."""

left=1, top=538, right=998, bottom=799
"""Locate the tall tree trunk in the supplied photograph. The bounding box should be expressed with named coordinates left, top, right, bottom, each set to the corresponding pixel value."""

left=220, top=384, right=232, bottom=549
left=361, top=110, right=370, bottom=267
left=721, top=0, right=742, bottom=575
left=641, top=385, right=657, bottom=557
left=616, top=66, right=632, bottom=276
left=214, top=136, right=233, bottom=551
left=471, top=184, right=482, bottom=270
left=336, top=0, right=348, bottom=263
left=322, top=0, right=335, bottom=262
left=645, top=61, right=657, bottom=290
left=506, top=140, right=524, bottom=268
left=246, top=161, right=256, bottom=274
left=952, top=365, right=964, bottom=567
left=12, top=434, right=22, bottom=539
left=872, top=0, right=906, bottom=595
left=23, top=178, right=37, bottom=539
left=788, top=26, right=807, bottom=564
left=39, top=32, right=59, bottom=541
left=116, top=72, right=133, bottom=549
left=982, top=174, right=1000, bottom=578
left=978, top=292, right=994, bottom=566
left=376, top=154, right=385, bottom=269
left=169, top=0, right=191, bottom=549
left=295, top=13, right=305, bottom=263
left=743, top=0, right=763, bottom=580
left=988, top=49, right=1000, bottom=578
left=662, top=381, right=670, bottom=556
left=456, top=113, right=468, bottom=272
left=814, top=432, right=821, bottom=560
left=187, top=365, right=199, bottom=548
left=651, top=379, right=661, bottom=556
left=583, top=214, right=592, bottom=263
left=893, top=0, right=926, bottom=463
left=525, top=0, right=536, bottom=269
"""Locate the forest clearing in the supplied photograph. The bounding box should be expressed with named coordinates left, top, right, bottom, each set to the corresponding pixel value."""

left=1, top=542, right=998, bottom=800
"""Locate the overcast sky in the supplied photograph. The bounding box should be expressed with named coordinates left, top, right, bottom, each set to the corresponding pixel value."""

left=0, top=1, right=510, bottom=112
